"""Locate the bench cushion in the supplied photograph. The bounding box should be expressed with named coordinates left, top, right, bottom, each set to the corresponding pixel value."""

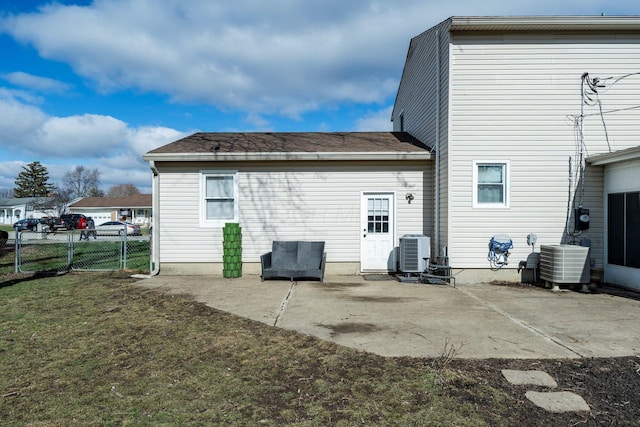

left=295, top=241, right=325, bottom=270
left=271, top=241, right=300, bottom=270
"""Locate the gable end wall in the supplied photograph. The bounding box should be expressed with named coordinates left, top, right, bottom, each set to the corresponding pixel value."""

left=447, top=31, right=640, bottom=275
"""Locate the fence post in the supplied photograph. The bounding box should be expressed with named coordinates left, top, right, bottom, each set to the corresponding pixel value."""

left=14, top=229, right=19, bottom=273
left=122, top=228, right=127, bottom=270
left=68, top=233, right=74, bottom=268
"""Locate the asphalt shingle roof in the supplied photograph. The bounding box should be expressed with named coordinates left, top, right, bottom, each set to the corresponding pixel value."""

left=146, top=132, right=430, bottom=155
left=70, top=194, right=151, bottom=208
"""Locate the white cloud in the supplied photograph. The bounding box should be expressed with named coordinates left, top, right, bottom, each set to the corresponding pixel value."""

left=95, top=153, right=154, bottom=193
left=2, top=71, right=72, bottom=93
left=0, top=97, right=47, bottom=150
left=0, top=161, right=29, bottom=189
left=244, top=113, right=272, bottom=131
left=353, top=106, right=393, bottom=131
left=0, top=86, right=44, bottom=105
left=1, top=0, right=629, bottom=121
left=1, top=0, right=420, bottom=117
left=126, top=126, right=190, bottom=157
left=0, top=95, right=181, bottom=192
left=40, top=114, right=128, bottom=156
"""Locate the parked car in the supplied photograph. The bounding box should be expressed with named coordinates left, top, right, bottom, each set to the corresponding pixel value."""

left=53, top=214, right=87, bottom=230
left=13, top=218, right=45, bottom=231
left=96, top=221, right=141, bottom=236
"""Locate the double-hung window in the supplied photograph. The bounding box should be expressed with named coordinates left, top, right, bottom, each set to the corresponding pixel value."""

left=201, top=171, right=237, bottom=226
left=473, top=161, right=510, bottom=208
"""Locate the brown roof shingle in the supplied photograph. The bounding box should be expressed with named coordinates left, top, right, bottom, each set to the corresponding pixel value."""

left=146, top=132, right=430, bottom=155
left=70, top=194, right=152, bottom=208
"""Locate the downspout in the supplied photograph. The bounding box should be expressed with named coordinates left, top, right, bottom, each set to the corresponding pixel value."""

left=434, top=29, right=441, bottom=256
left=132, top=160, right=160, bottom=278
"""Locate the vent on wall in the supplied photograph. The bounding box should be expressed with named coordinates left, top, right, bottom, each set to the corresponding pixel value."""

left=540, top=244, right=590, bottom=284
left=399, top=235, right=431, bottom=273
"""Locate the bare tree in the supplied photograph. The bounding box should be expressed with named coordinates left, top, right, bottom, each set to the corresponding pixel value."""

left=89, top=187, right=105, bottom=197
left=0, top=188, right=14, bottom=198
left=63, top=166, right=101, bottom=198
left=33, top=186, right=72, bottom=217
left=107, top=184, right=141, bottom=197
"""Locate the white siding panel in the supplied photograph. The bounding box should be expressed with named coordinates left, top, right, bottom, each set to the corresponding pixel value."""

left=448, top=34, right=640, bottom=269
left=156, top=162, right=431, bottom=266
left=393, top=21, right=451, bottom=255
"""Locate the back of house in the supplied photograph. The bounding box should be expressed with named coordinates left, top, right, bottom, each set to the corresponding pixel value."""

left=392, top=16, right=640, bottom=287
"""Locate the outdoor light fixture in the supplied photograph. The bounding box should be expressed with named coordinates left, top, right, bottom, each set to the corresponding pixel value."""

left=406, top=193, right=414, bottom=204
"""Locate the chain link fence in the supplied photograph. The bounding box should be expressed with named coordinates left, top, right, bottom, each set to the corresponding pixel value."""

left=13, top=229, right=151, bottom=274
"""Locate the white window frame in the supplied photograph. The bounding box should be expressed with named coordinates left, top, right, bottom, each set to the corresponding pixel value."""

left=473, top=160, right=510, bottom=208
left=199, top=170, right=239, bottom=227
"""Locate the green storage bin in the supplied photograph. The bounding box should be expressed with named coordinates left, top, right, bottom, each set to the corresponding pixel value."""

left=222, top=223, right=242, bottom=278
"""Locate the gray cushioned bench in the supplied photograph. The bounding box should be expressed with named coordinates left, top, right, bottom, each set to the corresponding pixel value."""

left=260, top=241, right=326, bottom=282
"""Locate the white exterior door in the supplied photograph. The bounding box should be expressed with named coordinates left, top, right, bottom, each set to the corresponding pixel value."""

left=360, top=193, right=395, bottom=272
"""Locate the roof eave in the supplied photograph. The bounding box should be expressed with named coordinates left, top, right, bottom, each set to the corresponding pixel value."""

left=587, top=146, right=640, bottom=166
left=143, top=152, right=432, bottom=162
left=449, top=16, right=640, bottom=32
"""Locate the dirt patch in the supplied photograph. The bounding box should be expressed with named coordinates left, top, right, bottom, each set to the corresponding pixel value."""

left=489, top=280, right=542, bottom=289
left=312, top=282, right=363, bottom=290
left=317, top=322, right=383, bottom=337
left=348, top=295, right=410, bottom=303
left=433, top=356, right=640, bottom=426
left=362, top=274, right=396, bottom=281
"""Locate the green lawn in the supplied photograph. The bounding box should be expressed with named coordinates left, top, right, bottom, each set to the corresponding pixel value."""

left=0, top=272, right=515, bottom=426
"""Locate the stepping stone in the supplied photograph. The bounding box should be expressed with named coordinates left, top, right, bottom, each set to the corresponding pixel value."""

left=501, top=369, right=558, bottom=387
left=525, top=391, right=591, bottom=413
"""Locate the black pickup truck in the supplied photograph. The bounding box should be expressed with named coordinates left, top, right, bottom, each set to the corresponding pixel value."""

left=52, top=214, right=86, bottom=231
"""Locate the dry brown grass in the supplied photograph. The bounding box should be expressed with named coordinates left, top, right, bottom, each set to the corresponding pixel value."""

left=2, top=272, right=638, bottom=426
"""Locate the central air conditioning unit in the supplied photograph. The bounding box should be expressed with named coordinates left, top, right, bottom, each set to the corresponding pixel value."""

left=399, top=234, right=431, bottom=273
left=540, top=244, right=590, bottom=285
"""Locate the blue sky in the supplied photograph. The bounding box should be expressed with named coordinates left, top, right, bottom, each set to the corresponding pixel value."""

left=0, top=0, right=638, bottom=194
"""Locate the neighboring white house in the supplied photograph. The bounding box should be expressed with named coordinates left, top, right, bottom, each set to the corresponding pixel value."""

left=0, top=197, right=49, bottom=225
left=143, top=132, right=432, bottom=275
left=391, top=15, right=640, bottom=285
left=69, top=195, right=152, bottom=226
left=145, top=16, right=640, bottom=288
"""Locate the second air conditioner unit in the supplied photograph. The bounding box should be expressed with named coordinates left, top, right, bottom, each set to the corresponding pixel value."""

left=399, top=234, right=431, bottom=273
left=540, top=244, right=590, bottom=284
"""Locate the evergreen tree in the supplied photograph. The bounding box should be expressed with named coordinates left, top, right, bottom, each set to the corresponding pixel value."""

left=14, top=161, right=54, bottom=197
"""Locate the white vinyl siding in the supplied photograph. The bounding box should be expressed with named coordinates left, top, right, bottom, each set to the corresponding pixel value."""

left=447, top=33, right=640, bottom=268
left=156, top=162, right=431, bottom=265
left=393, top=20, right=451, bottom=254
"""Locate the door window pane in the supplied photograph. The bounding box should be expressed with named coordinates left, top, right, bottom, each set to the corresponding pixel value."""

left=367, top=197, right=389, bottom=234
